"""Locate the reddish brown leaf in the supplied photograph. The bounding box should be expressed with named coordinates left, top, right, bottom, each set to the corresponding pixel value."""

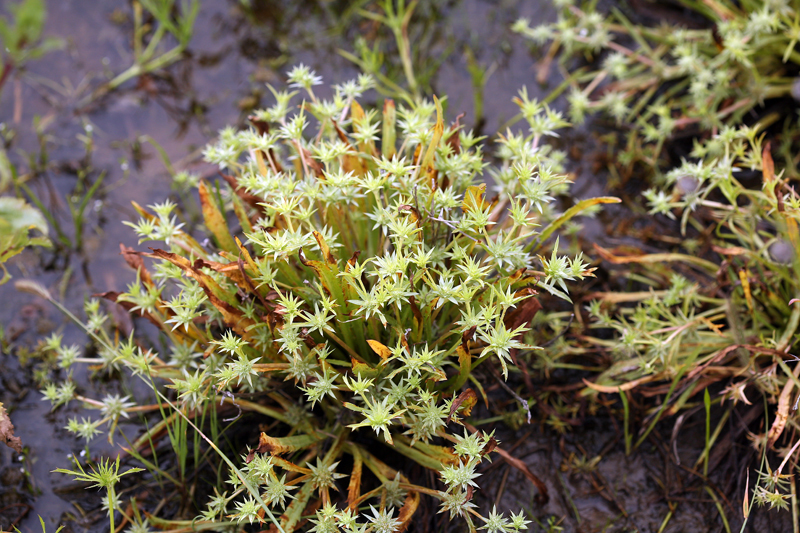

left=313, top=231, right=337, bottom=265
left=461, top=325, right=477, bottom=353
left=446, top=113, right=464, bottom=155
left=398, top=204, right=422, bottom=229
left=346, top=450, right=363, bottom=511
left=481, top=436, right=498, bottom=457
left=220, top=172, right=263, bottom=212
left=148, top=248, right=254, bottom=336
left=762, top=141, right=774, bottom=184
left=346, top=250, right=361, bottom=271
left=331, top=119, right=367, bottom=176
left=236, top=251, right=273, bottom=313
left=298, top=144, right=324, bottom=178
left=395, top=488, right=420, bottom=532
left=767, top=362, right=800, bottom=448
left=96, top=291, right=163, bottom=329
left=247, top=116, right=284, bottom=174
left=447, top=388, right=478, bottom=423
left=503, top=288, right=542, bottom=332
left=0, top=402, right=22, bottom=453
left=119, top=244, right=153, bottom=287
left=494, top=444, right=549, bottom=504
left=465, top=420, right=549, bottom=504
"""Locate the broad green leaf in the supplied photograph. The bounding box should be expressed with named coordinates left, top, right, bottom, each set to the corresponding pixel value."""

left=0, top=196, right=48, bottom=236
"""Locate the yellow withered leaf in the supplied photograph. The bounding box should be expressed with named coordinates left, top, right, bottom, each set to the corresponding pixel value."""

left=198, top=180, right=238, bottom=253
left=367, top=340, right=392, bottom=361
left=419, top=95, right=444, bottom=181
left=462, top=183, right=488, bottom=213
left=382, top=99, right=396, bottom=159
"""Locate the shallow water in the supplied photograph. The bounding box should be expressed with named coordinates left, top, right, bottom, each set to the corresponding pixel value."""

left=0, top=1, right=792, bottom=532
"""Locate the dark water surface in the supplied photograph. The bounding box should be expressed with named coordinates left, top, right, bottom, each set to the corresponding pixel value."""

left=0, top=1, right=789, bottom=532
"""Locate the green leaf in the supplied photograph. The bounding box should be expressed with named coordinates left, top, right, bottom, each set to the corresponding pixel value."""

left=0, top=197, right=48, bottom=235
left=0, top=197, right=50, bottom=283
left=535, top=196, right=620, bottom=250
left=0, top=146, right=13, bottom=193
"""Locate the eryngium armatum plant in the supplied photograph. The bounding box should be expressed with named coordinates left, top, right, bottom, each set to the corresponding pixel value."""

left=48, top=66, right=614, bottom=531
left=514, top=0, right=800, bottom=173
left=584, top=124, right=800, bottom=516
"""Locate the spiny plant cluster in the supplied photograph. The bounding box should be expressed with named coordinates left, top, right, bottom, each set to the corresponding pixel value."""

left=41, top=65, right=612, bottom=531
left=514, top=0, right=800, bottom=174
left=510, top=0, right=800, bottom=522
left=583, top=122, right=800, bottom=516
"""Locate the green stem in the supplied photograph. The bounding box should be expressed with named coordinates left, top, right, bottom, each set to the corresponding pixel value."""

left=777, top=299, right=800, bottom=353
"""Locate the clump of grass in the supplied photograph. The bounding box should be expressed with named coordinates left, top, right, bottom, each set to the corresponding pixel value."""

left=8, top=122, right=110, bottom=254
left=580, top=119, right=800, bottom=524
left=84, top=0, right=198, bottom=105
left=0, top=0, right=62, bottom=96
left=511, top=1, right=800, bottom=525
left=38, top=64, right=614, bottom=531
left=514, top=0, right=800, bottom=174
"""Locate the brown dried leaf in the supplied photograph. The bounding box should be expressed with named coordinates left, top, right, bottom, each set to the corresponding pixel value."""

left=0, top=402, right=22, bottom=453
left=481, top=436, right=498, bottom=457
left=593, top=243, right=718, bottom=273
left=582, top=375, right=660, bottom=394
left=298, top=144, right=324, bottom=178
left=255, top=433, right=320, bottom=456
left=493, top=443, right=549, bottom=504
left=767, top=362, right=800, bottom=448
left=446, top=113, right=464, bottom=155
left=447, top=388, right=477, bottom=423
left=119, top=244, right=153, bottom=287
left=398, top=204, right=422, bottom=229
left=331, top=119, right=367, bottom=176
left=148, top=248, right=253, bottom=336
left=712, top=245, right=749, bottom=256
left=420, top=96, right=444, bottom=184
left=395, top=488, right=420, bottom=532
left=762, top=141, right=775, bottom=184
left=220, top=172, right=263, bottom=212
left=96, top=291, right=161, bottom=328
left=271, top=456, right=312, bottom=474
left=461, top=325, right=477, bottom=353
left=347, top=449, right=363, bottom=511
left=382, top=99, right=396, bottom=159
left=409, top=295, right=423, bottom=335
left=503, top=288, right=542, bottom=332
left=346, top=250, right=361, bottom=271
left=313, top=231, right=336, bottom=265
left=194, top=257, right=245, bottom=286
